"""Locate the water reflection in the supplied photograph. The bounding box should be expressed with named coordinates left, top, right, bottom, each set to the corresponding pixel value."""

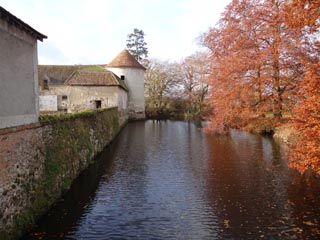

left=204, top=131, right=293, bottom=239
left=24, top=121, right=320, bottom=239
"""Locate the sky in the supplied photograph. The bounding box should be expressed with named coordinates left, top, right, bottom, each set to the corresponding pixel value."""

left=1, top=0, right=231, bottom=65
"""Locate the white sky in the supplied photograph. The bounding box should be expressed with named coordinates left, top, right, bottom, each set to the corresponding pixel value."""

left=1, top=0, right=231, bottom=64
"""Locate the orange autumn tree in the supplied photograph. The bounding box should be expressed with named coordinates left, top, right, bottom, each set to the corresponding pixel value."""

left=205, top=0, right=306, bottom=133
left=290, top=63, right=320, bottom=174
left=284, top=0, right=320, bottom=174
left=285, top=0, right=320, bottom=30
left=205, top=0, right=269, bottom=132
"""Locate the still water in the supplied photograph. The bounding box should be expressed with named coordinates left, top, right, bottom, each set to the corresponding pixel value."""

left=24, top=121, right=320, bottom=239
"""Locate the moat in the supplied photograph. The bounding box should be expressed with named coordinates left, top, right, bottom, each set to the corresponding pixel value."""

left=23, top=121, right=320, bottom=239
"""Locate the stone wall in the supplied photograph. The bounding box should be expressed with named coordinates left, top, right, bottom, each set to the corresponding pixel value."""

left=0, top=107, right=127, bottom=239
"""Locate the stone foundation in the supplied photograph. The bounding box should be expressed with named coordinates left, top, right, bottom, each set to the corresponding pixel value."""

left=0, top=107, right=128, bottom=240
left=129, top=110, right=146, bottom=121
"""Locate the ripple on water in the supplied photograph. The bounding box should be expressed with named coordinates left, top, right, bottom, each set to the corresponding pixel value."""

left=24, top=121, right=320, bottom=240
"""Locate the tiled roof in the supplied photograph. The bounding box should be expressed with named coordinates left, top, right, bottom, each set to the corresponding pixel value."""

left=0, top=6, right=47, bottom=41
left=38, top=65, right=128, bottom=91
left=67, top=70, right=119, bottom=86
left=38, top=65, right=83, bottom=85
left=107, top=49, right=146, bottom=70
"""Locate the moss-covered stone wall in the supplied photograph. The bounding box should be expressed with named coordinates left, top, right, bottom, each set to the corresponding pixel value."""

left=0, top=107, right=127, bottom=240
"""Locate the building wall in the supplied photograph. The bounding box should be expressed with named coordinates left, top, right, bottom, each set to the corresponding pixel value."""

left=0, top=17, right=39, bottom=129
left=0, top=108, right=128, bottom=239
left=117, top=87, right=128, bottom=111
left=39, top=85, right=71, bottom=112
left=107, top=67, right=145, bottom=119
left=68, top=86, right=118, bottom=112
left=39, top=85, right=126, bottom=113
left=39, top=95, right=58, bottom=111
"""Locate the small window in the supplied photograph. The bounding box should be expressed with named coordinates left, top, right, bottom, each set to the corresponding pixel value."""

left=95, top=100, right=102, bottom=109
left=43, top=79, right=49, bottom=90
left=120, top=75, right=125, bottom=80
left=62, top=95, right=68, bottom=100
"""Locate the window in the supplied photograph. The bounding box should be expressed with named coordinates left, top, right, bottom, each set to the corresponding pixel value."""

left=43, top=79, right=49, bottom=90
left=95, top=100, right=102, bottom=109
left=120, top=75, right=125, bottom=80
left=58, top=95, right=68, bottom=111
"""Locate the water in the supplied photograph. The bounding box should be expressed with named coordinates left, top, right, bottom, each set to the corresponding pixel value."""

left=23, top=121, right=320, bottom=239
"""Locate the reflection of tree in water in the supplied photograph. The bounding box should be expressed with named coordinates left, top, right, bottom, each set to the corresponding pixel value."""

left=204, top=130, right=311, bottom=239
left=286, top=172, right=320, bottom=239
left=24, top=122, right=320, bottom=239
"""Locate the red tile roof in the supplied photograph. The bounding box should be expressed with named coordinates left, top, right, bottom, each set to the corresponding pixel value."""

left=38, top=65, right=128, bottom=91
left=38, top=65, right=82, bottom=85
left=107, top=49, right=146, bottom=70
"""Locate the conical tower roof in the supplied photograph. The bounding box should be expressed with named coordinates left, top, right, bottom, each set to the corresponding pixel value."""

left=107, top=49, right=146, bottom=70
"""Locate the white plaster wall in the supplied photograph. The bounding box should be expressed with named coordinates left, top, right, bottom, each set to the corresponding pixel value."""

left=39, top=85, right=71, bottom=97
left=107, top=67, right=145, bottom=119
left=67, top=86, right=117, bottom=112
left=117, top=88, right=128, bottom=110
left=39, top=85, right=128, bottom=113
left=0, top=18, right=39, bottom=128
left=39, top=95, right=58, bottom=111
left=39, top=85, right=70, bottom=112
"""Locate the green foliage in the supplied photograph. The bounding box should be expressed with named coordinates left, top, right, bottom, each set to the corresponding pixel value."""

left=11, top=210, right=35, bottom=240
left=62, top=178, right=72, bottom=191
left=126, top=28, right=148, bottom=63
left=39, top=107, right=116, bottom=125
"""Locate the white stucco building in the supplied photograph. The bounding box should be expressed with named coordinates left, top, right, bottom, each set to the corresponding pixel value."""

left=38, top=65, right=128, bottom=113
left=0, top=7, right=46, bottom=129
left=106, top=49, right=146, bottom=120
left=38, top=50, right=145, bottom=120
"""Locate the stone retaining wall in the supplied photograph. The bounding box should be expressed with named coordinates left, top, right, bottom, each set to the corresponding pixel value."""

left=0, top=107, right=127, bottom=239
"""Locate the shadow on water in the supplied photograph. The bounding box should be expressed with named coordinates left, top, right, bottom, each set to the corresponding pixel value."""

left=23, top=121, right=320, bottom=239
left=22, top=134, right=121, bottom=239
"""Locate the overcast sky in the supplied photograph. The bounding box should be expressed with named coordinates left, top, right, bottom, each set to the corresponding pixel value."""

left=1, top=0, right=231, bottom=64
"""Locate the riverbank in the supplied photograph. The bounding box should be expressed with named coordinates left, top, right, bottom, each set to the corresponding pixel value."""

left=146, top=109, right=185, bottom=120
left=146, top=110, right=294, bottom=139
left=0, top=107, right=127, bottom=240
left=145, top=109, right=205, bottom=122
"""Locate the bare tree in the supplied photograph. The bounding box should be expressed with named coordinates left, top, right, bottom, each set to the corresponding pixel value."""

left=145, top=59, right=178, bottom=110
left=176, top=51, right=211, bottom=116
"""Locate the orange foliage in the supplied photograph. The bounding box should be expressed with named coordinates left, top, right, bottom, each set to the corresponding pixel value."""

left=205, top=0, right=320, bottom=174
left=205, top=0, right=306, bottom=133
left=284, top=0, right=320, bottom=31
left=285, top=0, right=320, bottom=174
left=290, top=63, right=320, bottom=174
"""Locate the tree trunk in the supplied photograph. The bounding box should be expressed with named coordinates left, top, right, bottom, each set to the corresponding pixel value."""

left=272, top=0, right=283, bottom=119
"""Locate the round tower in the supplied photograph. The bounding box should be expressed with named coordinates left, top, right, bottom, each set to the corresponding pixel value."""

left=106, top=49, right=146, bottom=120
